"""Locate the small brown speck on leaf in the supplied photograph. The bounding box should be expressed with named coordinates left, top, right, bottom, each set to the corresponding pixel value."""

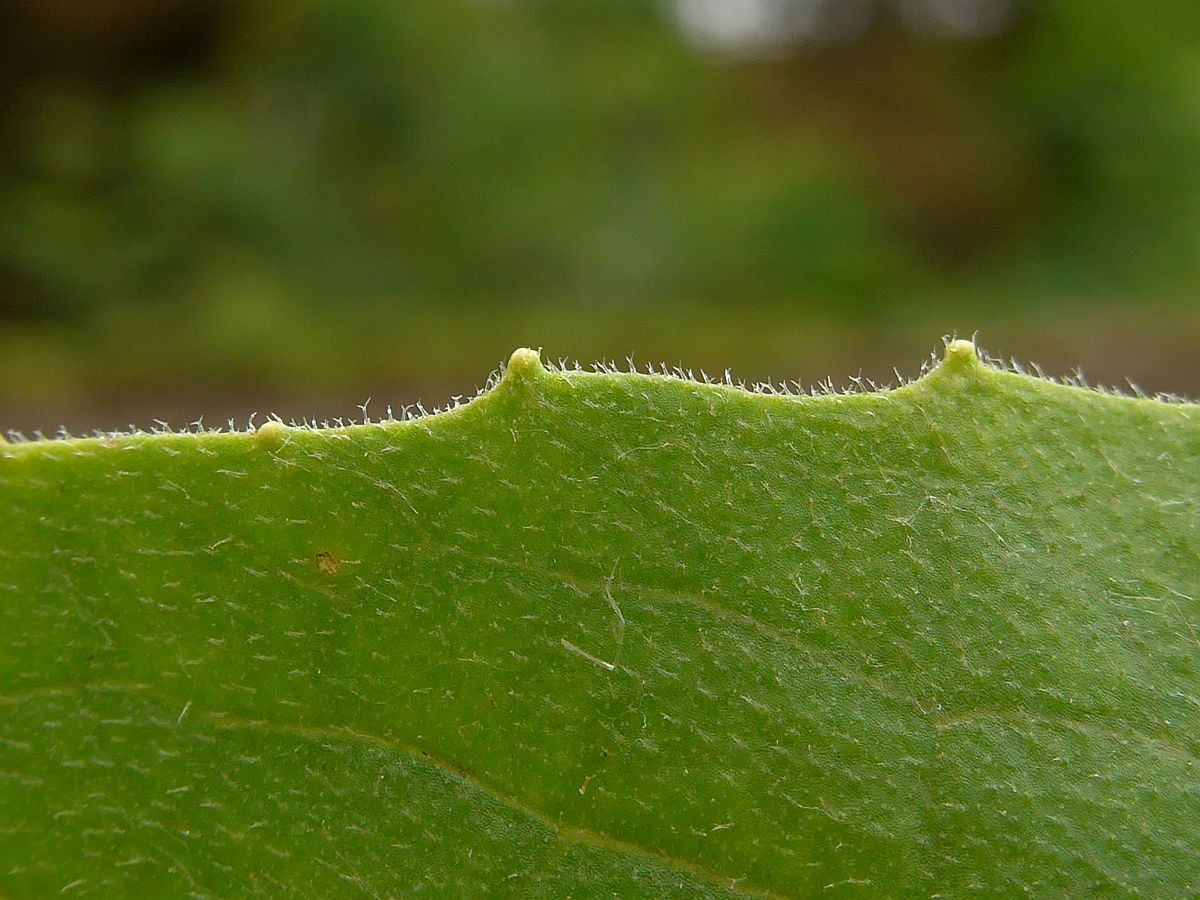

left=316, top=551, right=339, bottom=575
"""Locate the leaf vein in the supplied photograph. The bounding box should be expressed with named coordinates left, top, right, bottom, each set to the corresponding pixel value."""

left=202, top=710, right=791, bottom=899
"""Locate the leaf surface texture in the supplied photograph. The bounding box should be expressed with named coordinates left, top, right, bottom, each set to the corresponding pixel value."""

left=2, top=343, right=1199, bottom=896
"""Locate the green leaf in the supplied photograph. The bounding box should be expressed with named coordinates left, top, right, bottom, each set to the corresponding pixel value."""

left=2, top=341, right=1198, bottom=896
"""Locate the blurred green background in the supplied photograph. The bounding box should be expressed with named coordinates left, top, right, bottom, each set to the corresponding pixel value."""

left=3, top=0, right=1199, bottom=434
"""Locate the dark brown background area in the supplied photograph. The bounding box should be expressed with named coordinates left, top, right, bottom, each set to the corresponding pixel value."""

left=2, top=0, right=1198, bottom=435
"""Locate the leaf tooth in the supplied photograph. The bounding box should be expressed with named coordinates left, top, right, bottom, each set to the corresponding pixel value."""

left=943, top=338, right=981, bottom=370
left=504, top=347, right=547, bottom=382
left=253, top=420, right=289, bottom=449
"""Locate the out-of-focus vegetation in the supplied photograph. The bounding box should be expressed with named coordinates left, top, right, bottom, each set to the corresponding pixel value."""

left=2, top=0, right=1199, bottom=431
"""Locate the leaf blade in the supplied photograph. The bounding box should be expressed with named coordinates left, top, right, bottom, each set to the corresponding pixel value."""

left=3, top=343, right=1199, bottom=895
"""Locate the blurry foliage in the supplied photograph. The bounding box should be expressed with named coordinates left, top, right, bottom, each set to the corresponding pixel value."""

left=1, top=0, right=1199, bottom=401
